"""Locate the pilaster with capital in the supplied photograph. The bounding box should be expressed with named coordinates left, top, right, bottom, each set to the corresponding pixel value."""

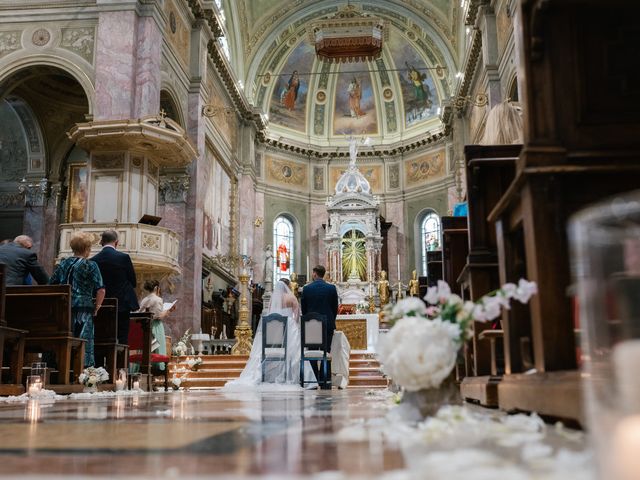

left=159, top=173, right=190, bottom=204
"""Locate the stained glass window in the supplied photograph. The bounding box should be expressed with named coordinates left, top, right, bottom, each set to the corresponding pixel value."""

left=421, top=211, right=441, bottom=276
left=273, top=216, right=294, bottom=283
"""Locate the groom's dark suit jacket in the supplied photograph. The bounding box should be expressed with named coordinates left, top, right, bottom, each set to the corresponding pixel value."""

left=92, top=246, right=139, bottom=345
left=300, top=278, right=339, bottom=350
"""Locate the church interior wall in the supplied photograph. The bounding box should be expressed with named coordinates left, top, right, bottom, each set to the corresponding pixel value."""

left=404, top=189, right=449, bottom=274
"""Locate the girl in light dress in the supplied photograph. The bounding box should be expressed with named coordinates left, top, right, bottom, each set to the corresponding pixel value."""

left=137, top=280, right=175, bottom=371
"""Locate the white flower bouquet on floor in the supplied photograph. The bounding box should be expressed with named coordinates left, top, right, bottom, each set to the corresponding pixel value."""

left=78, top=367, right=109, bottom=388
left=185, top=357, right=203, bottom=371
left=377, top=279, right=537, bottom=393
left=172, top=329, right=192, bottom=356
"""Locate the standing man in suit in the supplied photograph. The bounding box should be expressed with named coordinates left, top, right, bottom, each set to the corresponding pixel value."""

left=0, top=235, right=49, bottom=285
left=92, top=230, right=139, bottom=345
left=301, top=265, right=339, bottom=387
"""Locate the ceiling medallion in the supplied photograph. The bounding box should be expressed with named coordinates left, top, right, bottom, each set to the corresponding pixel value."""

left=316, top=90, right=327, bottom=103
left=308, top=5, right=388, bottom=63
left=32, top=29, right=51, bottom=46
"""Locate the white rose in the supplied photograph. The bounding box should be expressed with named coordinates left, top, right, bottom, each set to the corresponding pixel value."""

left=376, top=317, right=460, bottom=391
left=392, top=297, right=428, bottom=318
left=514, top=279, right=538, bottom=304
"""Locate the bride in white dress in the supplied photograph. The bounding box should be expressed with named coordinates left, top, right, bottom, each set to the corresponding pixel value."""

left=223, top=279, right=318, bottom=390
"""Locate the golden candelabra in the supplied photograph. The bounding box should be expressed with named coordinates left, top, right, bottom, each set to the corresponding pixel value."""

left=231, top=271, right=253, bottom=355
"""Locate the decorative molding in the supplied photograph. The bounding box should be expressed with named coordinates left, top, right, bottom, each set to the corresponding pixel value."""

left=17, top=177, right=48, bottom=207
left=0, top=191, right=23, bottom=208
left=159, top=173, right=190, bottom=203
left=0, top=31, right=20, bottom=58
left=60, top=27, right=95, bottom=64
left=262, top=129, right=450, bottom=158
left=455, top=28, right=483, bottom=113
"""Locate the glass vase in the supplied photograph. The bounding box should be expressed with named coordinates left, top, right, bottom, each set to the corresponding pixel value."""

left=400, top=373, right=461, bottom=419
left=570, top=191, right=640, bottom=480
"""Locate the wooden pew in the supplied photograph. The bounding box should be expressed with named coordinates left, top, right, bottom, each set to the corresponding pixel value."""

left=441, top=216, right=468, bottom=288
left=0, top=264, right=27, bottom=395
left=481, top=0, right=640, bottom=424
left=4, top=285, right=85, bottom=385
left=459, top=145, right=519, bottom=406
left=94, top=297, right=128, bottom=382
left=441, top=216, right=469, bottom=380
left=425, top=250, right=443, bottom=288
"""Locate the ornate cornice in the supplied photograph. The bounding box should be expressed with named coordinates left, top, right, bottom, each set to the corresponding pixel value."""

left=206, top=39, right=267, bottom=136
left=455, top=28, right=483, bottom=113
left=186, top=0, right=224, bottom=38
left=261, top=128, right=450, bottom=158
left=465, top=0, right=489, bottom=26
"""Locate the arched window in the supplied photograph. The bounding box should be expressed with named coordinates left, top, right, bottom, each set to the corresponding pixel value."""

left=273, top=216, right=295, bottom=283
left=420, top=211, right=441, bottom=276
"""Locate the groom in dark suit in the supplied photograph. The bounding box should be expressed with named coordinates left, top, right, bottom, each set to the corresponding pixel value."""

left=92, top=230, right=139, bottom=345
left=301, top=265, right=339, bottom=387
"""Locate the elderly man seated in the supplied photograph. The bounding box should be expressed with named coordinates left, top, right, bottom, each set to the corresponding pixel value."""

left=0, top=235, right=49, bottom=285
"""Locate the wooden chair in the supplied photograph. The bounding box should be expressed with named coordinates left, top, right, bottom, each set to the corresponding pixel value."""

left=5, top=285, right=84, bottom=385
left=94, top=297, right=128, bottom=381
left=128, top=312, right=169, bottom=391
left=0, top=264, right=27, bottom=391
left=300, top=312, right=330, bottom=389
left=261, top=313, right=288, bottom=383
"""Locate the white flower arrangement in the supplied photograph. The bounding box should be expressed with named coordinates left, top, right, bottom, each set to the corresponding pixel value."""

left=171, top=373, right=189, bottom=390
left=377, top=278, right=537, bottom=392
left=185, top=356, right=203, bottom=371
left=78, top=366, right=109, bottom=387
left=172, top=328, right=192, bottom=356
left=356, top=301, right=369, bottom=313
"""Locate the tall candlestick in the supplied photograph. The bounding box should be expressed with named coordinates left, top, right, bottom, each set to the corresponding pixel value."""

left=397, top=254, right=401, bottom=280
left=306, top=255, right=310, bottom=280
left=242, top=239, right=247, bottom=256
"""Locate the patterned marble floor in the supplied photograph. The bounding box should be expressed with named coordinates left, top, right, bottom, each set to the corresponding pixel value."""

left=0, top=389, right=405, bottom=478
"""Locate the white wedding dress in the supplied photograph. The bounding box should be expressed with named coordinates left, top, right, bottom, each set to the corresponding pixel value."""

left=223, top=281, right=318, bottom=390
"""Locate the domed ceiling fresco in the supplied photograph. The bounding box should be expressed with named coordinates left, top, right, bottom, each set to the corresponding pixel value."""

left=234, top=1, right=461, bottom=147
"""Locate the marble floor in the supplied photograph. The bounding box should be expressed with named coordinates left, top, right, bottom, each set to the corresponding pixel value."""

left=0, top=389, right=593, bottom=479
left=0, top=389, right=404, bottom=478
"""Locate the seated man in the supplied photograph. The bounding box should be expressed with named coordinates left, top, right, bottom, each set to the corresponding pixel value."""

left=0, top=235, right=49, bottom=285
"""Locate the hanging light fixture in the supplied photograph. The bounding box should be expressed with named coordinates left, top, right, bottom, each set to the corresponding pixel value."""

left=308, top=4, right=388, bottom=63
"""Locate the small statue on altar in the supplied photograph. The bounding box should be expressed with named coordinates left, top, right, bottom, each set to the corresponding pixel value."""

left=408, top=270, right=419, bottom=297
left=378, top=270, right=390, bottom=306
left=290, top=272, right=299, bottom=298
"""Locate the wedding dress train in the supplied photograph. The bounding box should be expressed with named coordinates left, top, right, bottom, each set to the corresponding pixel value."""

left=223, top=281, right=317, bottom=390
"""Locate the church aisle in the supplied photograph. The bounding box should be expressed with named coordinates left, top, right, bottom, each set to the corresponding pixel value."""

left=0, top=390, right=404, bottom=478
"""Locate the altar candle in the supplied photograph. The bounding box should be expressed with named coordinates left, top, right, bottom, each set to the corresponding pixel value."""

left=242, top=239, right=247, bottom=256
left=306, top=255, right=310, bottom=280
left=397, top=254, right=401, bottom=280
left=115, top=379, right=125, bottom=391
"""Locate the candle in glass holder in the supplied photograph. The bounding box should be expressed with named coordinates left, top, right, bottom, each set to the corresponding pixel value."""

left=115, top=379, right=125, bottom=391
left=613, top=340, right=640, bottom=410
left=132, top=380, right=140, bottom=390
left=610, top=415, right=640, bottom=480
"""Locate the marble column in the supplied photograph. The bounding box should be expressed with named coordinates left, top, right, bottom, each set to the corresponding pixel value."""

left=94, top=8, right=162, bottom=120
left=158, top=171, right=190, bottom=341
left=18, top=177, right=50, bottom=273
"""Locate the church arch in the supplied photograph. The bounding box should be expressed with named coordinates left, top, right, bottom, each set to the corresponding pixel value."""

left=160, top=88, right=185, bottom=128
left=0, top=55, right=95, bottom=115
